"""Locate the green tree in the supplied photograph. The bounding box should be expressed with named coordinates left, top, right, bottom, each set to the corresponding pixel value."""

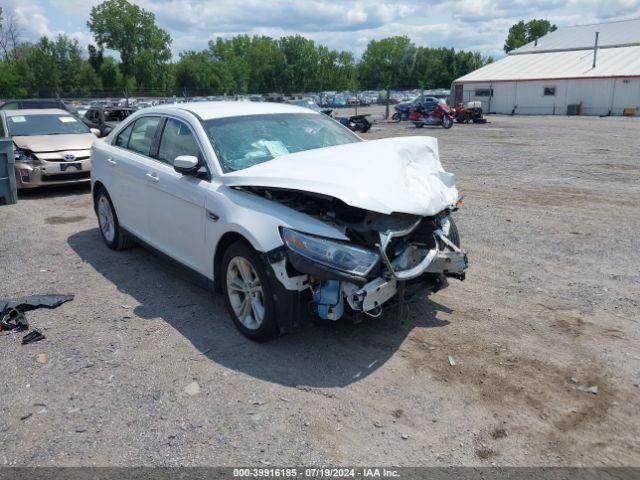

left=358, top=36, right=416, bottom=90
left=87, top=0, right=172, bottom=90
left=504, top=19, right=557, bottom=53
left=279, top=35, right=320, bottom=92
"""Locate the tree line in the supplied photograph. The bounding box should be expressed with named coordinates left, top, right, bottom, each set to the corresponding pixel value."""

left=0, top=0, right=494, bottom=98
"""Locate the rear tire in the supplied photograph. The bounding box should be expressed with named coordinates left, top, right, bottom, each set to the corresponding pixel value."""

left=221, top=241, right=280, bottom=342
left=95, top=187, right=136, bottom=250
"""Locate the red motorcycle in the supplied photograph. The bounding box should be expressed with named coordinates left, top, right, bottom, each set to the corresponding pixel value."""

left=409, top=100, right=454, bottom=129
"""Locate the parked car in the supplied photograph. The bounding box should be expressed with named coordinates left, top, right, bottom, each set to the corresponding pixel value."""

left=82, top=106, right=134, bottom=137
left=0, top=98, right=70, bottom=111
left=1, top=108, right=96, bottom=189
left=393, top=96, right=441, bottom=121
left=91, top=102, right=467, bottom=341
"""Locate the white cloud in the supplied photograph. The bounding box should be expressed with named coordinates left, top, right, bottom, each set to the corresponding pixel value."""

left=3, top=0, right=639, bottom=58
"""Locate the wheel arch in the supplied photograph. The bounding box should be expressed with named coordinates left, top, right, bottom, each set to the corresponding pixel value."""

left=213, top=231, right=254, bottom=292
left=92, top=180, right=105, bottom=209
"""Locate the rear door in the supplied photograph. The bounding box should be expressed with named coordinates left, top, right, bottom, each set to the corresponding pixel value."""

left=144, top=116, right=209, bottom=273
left=106, top=116, right=162, bottom=242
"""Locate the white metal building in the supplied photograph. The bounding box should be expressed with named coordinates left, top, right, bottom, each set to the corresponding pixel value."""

left=452, top=18, right=640, bottom=116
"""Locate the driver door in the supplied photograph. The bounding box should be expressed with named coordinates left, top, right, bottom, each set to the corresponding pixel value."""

left=144, top=116, right=209, bottom=274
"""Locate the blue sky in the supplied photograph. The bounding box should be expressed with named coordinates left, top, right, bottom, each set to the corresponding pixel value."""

left=3, top=0, right=640, bottom=59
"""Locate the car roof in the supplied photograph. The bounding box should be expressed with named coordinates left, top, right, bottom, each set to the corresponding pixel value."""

left=144, top=101, right=315, bottom=120
left=2, top=98, right=61, bottom=103
left=4, top=108, right=70, bottom=116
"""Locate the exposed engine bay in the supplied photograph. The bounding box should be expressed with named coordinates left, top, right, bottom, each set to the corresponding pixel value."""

left=243, top=186, right=468, bottom=322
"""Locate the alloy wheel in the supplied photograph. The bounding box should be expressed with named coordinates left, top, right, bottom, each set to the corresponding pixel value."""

left=226, top=256, right=265, bottom=330
left=97, top=195, right=115, bottom=243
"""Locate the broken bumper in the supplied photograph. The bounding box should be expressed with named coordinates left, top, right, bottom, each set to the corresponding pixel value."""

left=15, top=157, right=91, bottom=189
left=344, top=248, right=467, bottom=312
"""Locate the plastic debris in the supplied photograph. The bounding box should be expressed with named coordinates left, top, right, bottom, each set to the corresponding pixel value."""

left=22, top=330, right=45, bottom=345
left=0, top=294, right=73, bottom=341
left=0, top=294, right=74, bottom=317
left=0, top=308, right=28, bottom=332
left=448, top=355, right=457, bottom=366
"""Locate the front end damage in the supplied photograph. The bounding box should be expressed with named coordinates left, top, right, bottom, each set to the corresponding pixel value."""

left=255, top=188, right=468, bottom=327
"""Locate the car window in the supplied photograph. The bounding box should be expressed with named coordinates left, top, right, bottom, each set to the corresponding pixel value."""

left=28, top=100, right=61, bottom=109
left=127, top=117, right=161, bottom=156
left=1, top=102, right=20, bottom=110
left=203, top=113, right=360, bottom=173
left=115, top=122, right=134, bottom=148
left=104, top=109, right=131, bottom=122
left=157, top=118, right=201, bottom=165
left=0, top=119, right=5, bottom=137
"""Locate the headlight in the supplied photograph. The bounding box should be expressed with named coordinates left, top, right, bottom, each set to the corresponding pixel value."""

left=281, top=227, right=379, bottom=277
left=14, top=149, right=39, bottom=163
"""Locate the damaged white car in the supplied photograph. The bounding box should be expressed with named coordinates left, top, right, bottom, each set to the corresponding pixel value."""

left=91, top=102, right=467, bottom=341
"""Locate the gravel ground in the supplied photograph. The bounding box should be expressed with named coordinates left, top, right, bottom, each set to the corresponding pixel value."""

left=1, top=112, right=639, bottom=467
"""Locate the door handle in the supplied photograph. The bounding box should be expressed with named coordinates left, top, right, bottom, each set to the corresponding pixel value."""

left=145, top=172, right=159, bottom=183
left=106, top=158, right=116, bottom=166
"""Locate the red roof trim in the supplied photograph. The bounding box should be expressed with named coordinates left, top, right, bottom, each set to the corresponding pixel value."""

left=454, top=75, right=640, bottom=84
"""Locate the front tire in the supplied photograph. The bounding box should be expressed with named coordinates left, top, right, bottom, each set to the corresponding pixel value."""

left=95, top=187, right=136, bottom=250
left=442, top=115, right=454, bottom=129
left=221, top=241, right=279, bottom=342
left=447, top=217, right=461, bottom=247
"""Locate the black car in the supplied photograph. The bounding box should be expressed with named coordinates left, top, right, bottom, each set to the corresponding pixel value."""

left=0, top=98, right=70, bottom=111
left=82, top=107, right=134, bottom=137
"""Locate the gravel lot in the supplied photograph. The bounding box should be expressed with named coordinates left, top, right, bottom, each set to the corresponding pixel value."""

left=1, top=112, right=639, bottom=467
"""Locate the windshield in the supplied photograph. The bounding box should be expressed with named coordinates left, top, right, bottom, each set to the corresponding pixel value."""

left=290, top=100, right=320, bottom=112
left=7, top=114, right=90, bottom=136
left=202, top=113, right=361, bottom=173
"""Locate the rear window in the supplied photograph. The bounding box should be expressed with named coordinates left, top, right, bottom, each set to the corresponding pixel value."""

left=1, top=102, right=20, bottom=110
left=24, top=100, right=62, bottom=109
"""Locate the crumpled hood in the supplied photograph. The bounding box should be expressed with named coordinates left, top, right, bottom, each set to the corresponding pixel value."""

left=13, top=134, right=94, bottom=152
left=223, top=136, right=459, bottom=216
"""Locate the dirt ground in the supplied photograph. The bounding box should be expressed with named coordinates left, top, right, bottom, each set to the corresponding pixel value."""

left=1, top=112, right=639, bottom=467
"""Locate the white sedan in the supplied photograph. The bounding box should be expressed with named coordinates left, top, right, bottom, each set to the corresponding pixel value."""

left=91, top=102, right=467, bottom=341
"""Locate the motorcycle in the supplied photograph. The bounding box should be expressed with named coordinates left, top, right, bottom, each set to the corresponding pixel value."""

left=455, top=101, right=487, bottom=124
left=334, top=114, right=372, bottom=133
left=409, top=100, right=454, bottom=129
left=391, top=103, right=412, bottom=121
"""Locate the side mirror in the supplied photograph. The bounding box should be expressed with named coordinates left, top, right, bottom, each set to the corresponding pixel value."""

left=90, top=128, right=101, bottom=137
left=174, top=155, right=199, bottom=175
